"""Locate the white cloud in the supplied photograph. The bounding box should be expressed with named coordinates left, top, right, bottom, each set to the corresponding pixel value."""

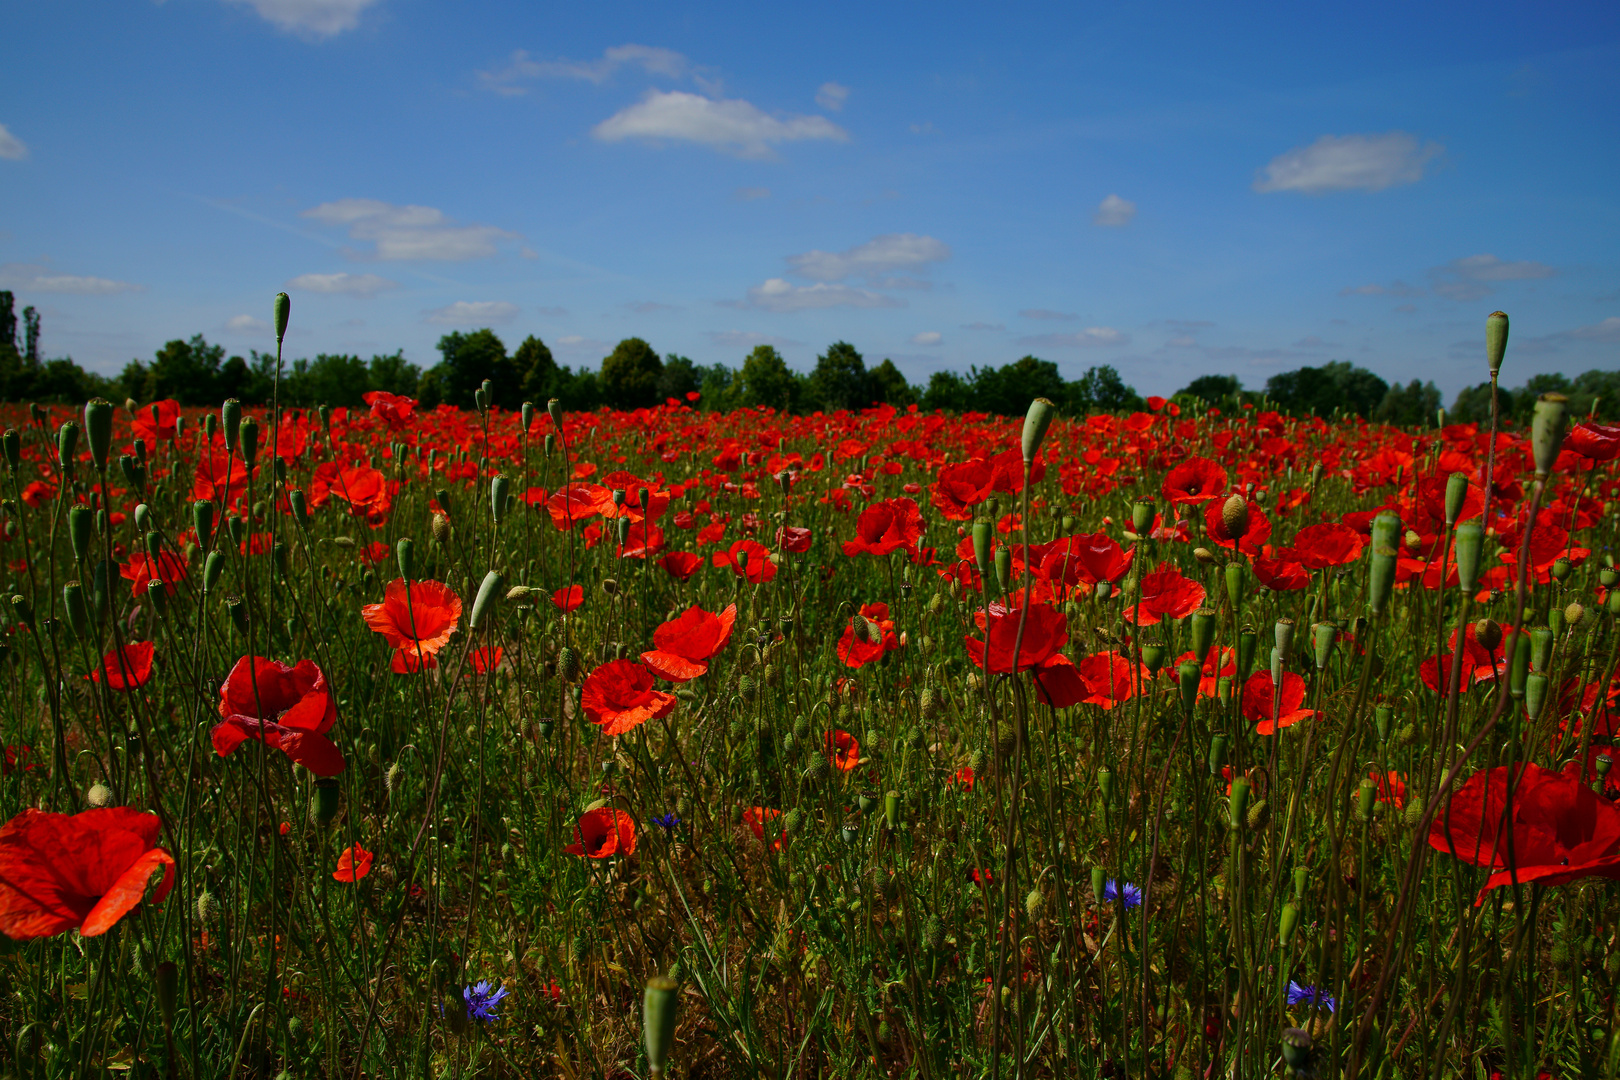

left=1430, top=253, right=1555, bottom=301
left=1093, top=194, right=1136, bottom=227
left=479, top=44, right=688, bottom=94
left=910, top=331, right=943, bottom=346
left=1019, top=308, right=1076, bottom=321
left=302, top=199, right=518, bottom=261
left=1019, top=327, right=1129, bottom=348
left=707, top=330, right=800, bottom=349
left=0, top=262, right=141, bottom=295
left=224, top=314, right=270, bottom=334
left=1568, top=316, right=1620, bottom=343
left=223, top=0, right=380, bottom=38
left=816, top=82, right=850, bottom=111
left=1253, top=132, right=1443, bottom=194
left=732, top=186, right=771, bottom=201
left=785, top=234, right=950, bottom=282
left=0, top=124, right=27, bottom=161
left=592, top=90, right=848, bottom=159
left=424, top=301, right=520, bottom=325
left=285, top=271, right=398, bottom=296
left=738, top=278, right=902, bottom=312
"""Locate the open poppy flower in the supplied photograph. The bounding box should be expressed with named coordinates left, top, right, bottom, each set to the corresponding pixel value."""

left=776, top=525, right=813, bottom=553
left=546, top=483, right=613, bottom=530
left=90, top=641, right=155, bottom=692
left=1290, top=522, right=1366, bottom=570
left=1566, top=422, right=1620, bottom=463
left=212, top=655, right=344, bottom=776
left=565, top=807, right=637, bottom=858
left=131, top=398, right=180, bottom=451
left=390, top=649, right=438, bottom=674
left=1063, top=532, right=1134, bottom=586
left=642, top=603, right=737, bottom=682
left=121, top=551, right=188, bottom=598
left=580, top=659, right=677, bottom=735
left=0, top=807, right=174, bottom=940
left=361, top=579, right=462, bottom=657
left=471, top=647, right=504, bottom=674
left=1123, top=564, right=1205, bottom=625
left=965, top=600, right=1067, bottom=673
left=713, top=539, right=777, bottom=583
left=742, top=807, right=785, bottom=851
left=838, top=602, right=902, bottom=669
left=334, top=843, right=374, bottom=882
left=929, top=459, right=995, bottom=520
left=1241, top=669, right=1314, bottom=734
left=842, top=497, right=924, bottom=558
left=825, top=729, right=861, bottom=771
left=1430, top=762, right=1620, bottom=903
left=1370, top=770, right=1406, bottom=809
left=550, top=584, right=584, bottom=611
left=657, top=551, right=704, bottom=581
left=363, top=390, right=416, bottom=430
left=1075, top=651, right=1139, bottom=709
left=1418, top=626, right=1503, bottom=694
left=1203, top=499, right=1270, bottom=555
left=1252, top=553, right=1310, bottom=592
left=1161, top=456, right=1228, bottom=505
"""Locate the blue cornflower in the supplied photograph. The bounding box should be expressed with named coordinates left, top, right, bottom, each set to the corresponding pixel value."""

left=462, top=981, right=510, bottom=1023
left=1286, top=981, right=1335, bottom=1013
left=1102, top=880, right=1142, bottom=909
left=652, top=812, right=680, bottom=831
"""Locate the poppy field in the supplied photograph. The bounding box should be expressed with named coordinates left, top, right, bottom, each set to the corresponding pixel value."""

left=3, top=305, right=1620, bottom=1079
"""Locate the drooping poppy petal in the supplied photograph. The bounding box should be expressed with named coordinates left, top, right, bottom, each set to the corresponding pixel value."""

left=742, top=807, right=785, bottom=851
left=91, top=641, right=155, bottom=692
left=0, top=807, right=174, bottom=940
left=580, top=659, right=677, bottom=736
left=471, top=647, right=504, bottom=674
left=964, top=601, right=1068, bottom=673
left=361, top=579, right=461, bottom=655
left=212, top=656, right=344, bottom=776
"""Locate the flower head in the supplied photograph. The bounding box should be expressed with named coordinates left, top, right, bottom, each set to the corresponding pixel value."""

left=1101, top=879, right=1142, bottom=909
left=652, top=812, right=680, bottom=831
left=565, top=807, right=637, bottom=859
left=463, top=980, right=510, bottom=1023
left=361, top=579, right=461, bottom=656
left=0, top=808, right=175, bottom=939
left=1286, top=981, right=1336, bottom=1012
left=212, top=656, right=344, bottom=776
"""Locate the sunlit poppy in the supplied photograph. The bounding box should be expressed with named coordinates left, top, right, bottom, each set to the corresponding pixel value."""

left=361, top=578, right=461, bottom=657
left=90, top=641, right=155, bottom=692
left=0, top=807, right=174, bottom=939
left=580, top=659, right=677, bottom=735
left=642, top=604, right=737, bottom=682
left=824, top=729, right=861, bottom=771
left=565, top=807, right=637, bottom=858
left=333, top=843, right=373, bottom=882
left=212, top=655, right=344, bottom=776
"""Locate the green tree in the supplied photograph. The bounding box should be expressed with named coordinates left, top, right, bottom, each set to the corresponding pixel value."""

left=1176, top=374, right=1242, bottom=405
left=657, top=354, right=701, bottom=403
left=434, top=329, right=516, bottom=409
left=1070, top=364, right=1143, bottom=413
left=1449, top=382, right=1503, bottom=424
left=1373, top=379, right=1442, bottom=427
left=696, top=362, right=741, bottom=411
left=737, top=346, right=799, bottom=412
left=514, top=336, right=560, bottom=404
left=141, top=335, right=228, bottom=405
left=369, top=351, right=421, bottom=398
left=867, top=359, right=915, bottom=407
left=555, top=367, right=602, bottom=412
left=1265, top=361, right=1387, bottom=419
left=964, top=356, right=1066, bottom=417
left=921, top=370, right=972, bottom=412
left=807, top=341, right=868, bottom=412
left=599, top=337, right=663, bottom=409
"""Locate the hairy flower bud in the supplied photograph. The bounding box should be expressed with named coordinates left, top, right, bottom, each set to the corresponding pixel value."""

left=1221, top=493, right=1249, bottom=539
left=1020, top=397, right=1056, bottom=464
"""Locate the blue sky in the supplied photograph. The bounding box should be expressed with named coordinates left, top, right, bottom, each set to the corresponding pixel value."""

left=2, top=0, right=1618, bottom=400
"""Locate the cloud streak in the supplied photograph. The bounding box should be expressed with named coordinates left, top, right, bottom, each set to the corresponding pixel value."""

left=1254, top=132, right=1443, bottom=194
left=593, top=90, right=847, bottom=159
left=302, top=199, right=519, bottom=261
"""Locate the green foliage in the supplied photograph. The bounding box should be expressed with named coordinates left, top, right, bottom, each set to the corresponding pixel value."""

left=515, top=335, right=561, bottom=404
left=807, top=341, right=869, bottom=412
left=867, top=358, right=915, bottom=407
left=598, top=337, right=664, bottom=410
left=1265, top=360, right=1388, bottom=419
left=1069, top=364, right=1144, bottom=413
left=921, top=370, right=972, bottom=412
left=736, top=346, right=801, bottom=412
left=657, top=354, right=701, bottom=404
left=1176, top=373, right=1243, bottom=406
left=431, top=329, right=519, bottom=410
left=1373, top=379, right=1442, bottom=427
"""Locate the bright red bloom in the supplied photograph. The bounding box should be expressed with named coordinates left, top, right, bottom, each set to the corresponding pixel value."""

left=1291, top=522, right=1365, bottom=569
left=2, top=746, right=40, bottom=776
left=546, top=483, right=613, bottom=530
left=333, top=843, right=374, bottom=882
left=1418, top=625, right=1504, bottom=694
left=742, top=807, right=785, bottom=851
left=1162, top=457, right=1228, bottom=506
left=20, top=480, right=56, bottom=508
left=580, top=659, right=677, bottom=736
left=390, top=649, right=437, bottom=674
left=362, top=390, right=416, bottom=430
left=1174, top=646, right=1236, bottom=698
left=550, top=584, right=584, bottom=611
left=131, top=399, right=179, bottom=452
left=212, top=655, right=344, bottom=776
left=713, top=539, right=777, bottom=583
left=842, top=498, right=924, bottom=558
left=566, top=807, right=637, bottom=858
left=1063, top=532, right=1134, bottom=585
left=1252, top=553, right=1310, bottom=592
left=1123, top=564, right=1205, bottom=625
left=361, top=579, right=461, bottom=656
left=357, top=541, right=392, bottom=567
left=838, top=602, right=901, bottom=668
left=471, top=647, right=504, bottom=674
left=965, top=600, right=1070, bottom=677
left=930, top=459, right=995, bottom=520
left=642, top=603, right=737, bottom=682
left=825, top=729, right=861, bottom=771
left=91, top=641, right=155, bottom=692
left=657, top=551, right=704, bottom=581
left=1430, top=762, right=1620, bottom=903
left=121, top=551, right=188, bottom=598
left=1371, top=770, right=1406, bottom=809
left=1564, top=422, right=1620, bottom=463
left=1075, top=651, right=1139, bottom=709
left=0, top=807, right=175, bottom=940
left=1241, top=669, right=1314, bottom=734
left=776, top=525, right=813, bottom=553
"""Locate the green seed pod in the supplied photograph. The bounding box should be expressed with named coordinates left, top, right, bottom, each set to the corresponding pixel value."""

left=521, top=401, right=534, bottom=430
left=1281, top=1027, right=1313, bottom=1072
left=993, top=546, right=1012, bottom=593
left=1178, top=659, right=1200, bottom=716
left=1565, top=602, right=1586, bottom=631
left=288, top=488, right=309, bottom=526
left=884, top=790, right=903, bottom=829
left=1356, top=778, right=1378, bottom=821
left=1141, top=643, right=1166, bottom=675
left=1525, top=673, right=1549, bottom=721
left=195, top=889, right=218, bottom=923
left=1190, top=608, right=1216, bottom=664
left=1246, top=798, right=1270, bottom=831
left=1602, top=567, right=1619, bottom=588
left=63, top=581, right=90, bottom=640
left=491, top=473, right=511, bottom=524
left=1443, top=472, right=1469, bottom=526
left=558, top=646, right=582, bottom=682
left=119, top=453, right=141, bottom=489
left=313, top=777, right=341, bottom=823
left=1090, top=866, right=1107, bottom=905
left=1209, top=734, right=1229, bottom=776
left=56, top=420, right=80, bottom=476
left=1132, top=501, right=1154, bottom=536
left=1311, top=622, right=1335, bottom=670
left=10, top=593, right=35, bottom=630
left=469, top=571, right=503, bottom=630
left=1217, top=675, right=1233, bottom=706
left=225, top=596, right=249, bottom=637
left=1552, top=557, right=1572, bottom=583
left=221, top=399, right=242, bottom=454
left=134, top=502, right=153, bottom=532
left=1274, top=618, right=1296, bottom=661
left=1402, top=796, right=1425, bottom=828
left=924, top=915, right=945, bottom=951
left=1532, top=393, right=1569, bottom=476
left=385, top=761, right=405, bottom=793
left=1278, top=902, right=1298, bottom=946
left=803, top=755, right=831, bottom=784
left=548, top=398, right=565, bottom=431
left=238, top=417, right=260, bottom=467
left=273, top=292, right=291, bottom=341
left=396, top=538, right=415, bottom=580
left=1228, top=777, right=1251, bottom=830
left=203, top=551, right=225, bottom=593
left=1509, top=634, right=1530, bottom=699
left=1529, top=625, right=1554, bottom=673
left=68, top=504, right=94, bottom=564
left=1293, top=865, right=1308, bottom=900
left=1370, top=510, right=1402, bottom=553
left=156, top=961, right=178, bottom=1029
left=1453, top=522, right=1483, bottom=594
left=1224, top=561, right=1245, bottom=614
left=1486, top=311, right=1509, bottom=374
left=1374, top=704, right=1393, bottom=741
left=193, top=500, right=215, bottom=552
left=1021, top=397, right=1056, bottom=463
left=83, top=399, right=114, bottom=471
left=1237, top=629, right=1258, bottom=680
left=1610, top=590, right=1620, bottom=617
left=1097, top=767, right=1115, bottom=803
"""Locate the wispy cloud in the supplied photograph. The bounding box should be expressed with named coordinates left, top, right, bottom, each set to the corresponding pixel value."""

left=0, top=261, right=141, bottom=295
left=1430, top=253, right=1555, bottom=301
left=302, top=199, right=519, bottom=261
left=221, top=0, right=381, bottom=39
left=731, top=279, right=903, bottom=312
left=624, top=300, right=676, bottom=314
left=424, top=300, right=520, bottom=324
left=285, top=271, right=398, bottom=297
left=786, top=234, right=950, bottom=283
left=961, top=321, right=1005, bottom=331
left=909, top=331, right=943, bottom=346
left=224, top=314, right=270, bottom=334
left=1339, top=280, right=1422, bottom=298
left=478, top=44, right=689, bottom=95
left=732, top=186, right=771, bottom=201
left=1019, top=308, right=1076, bottom=321
left=1254, top=132, right=1443, bottom=194
left=706, top=330, right=801, bottom=349
left=815, top=82, right=850, bottom=111
left=593, top=90, right=847, bottom=159
left=1019, top=327, right=1128, bottom=348
left=1093, top=194, right=1136, bottom=227
left=0, top=123, right=27, bottom=161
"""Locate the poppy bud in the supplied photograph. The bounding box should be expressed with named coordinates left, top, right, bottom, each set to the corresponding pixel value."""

left=238, top=417, right=260, bottom=467
left=221, top=399, right=242, bottom=454
left=993, top=547, right=1012, bottom=592
left=1372, top=704, right=1392, bottom=742
left=56, top=420, right=79, bottom=476
left=469, top=570, right=504, bottom=630
left=133, top=502, right=153, bottom=533
left=1281, top=1027, right=1313, bottom=1072
left=1532, top=393, right=1569, bottom=477
left=1217, top=675, right=1233, bottom=706
left=87, top=782, right=113, bottom=807
left=10, top=594, right=34, bottom=630
left=63, top=581, right=90, bottom=640
left=1311, top=622, right=1335, bottom=670
left=1486, top=310, right=1509, bottom=375
left=225, top=596, right=249, bottom=637
left=492, top=475, right=513, bottom=523
left=1237, top=629, right=1258, bottom=680
left=1228, top=777, right=1251, bottom=830
left=1221, top=493, right=1249, bottom=539
left=558, top=646, right=582, bottom=682
left=1247, top=798, right=1270, bottom=830
left=431, top=513, right=452, bottom=545
left=310, top=776, right=342, bottom=824
left=883, top=789, right=903, bottom=829
left=547, top=398, right=564, bottom=432
left=1218, top=565, right=1244, bottom=618
left=1443, top=472, right=1469, bottom=526
left=1141, top=643, right=1166, bottom=675
left=1565, top=602, right=1586, bottom=630
left=1363, top=545, right=1396, bottom=616
left=1098, top=767, right=1115, bottom=803
left=1277, top=901, right=1298, bottom=946
left=1356, top=778, right=1378, bottom=821
left=1525, top=672, right=1549, bottom=721
left=1209, top=734, right=1229, bottom=775
left=0, top=428, right=17, bottom=474
left=520, top=401, right=535, bottom=431
left=615, top=517, right=631, bottom=546
left=1450, top=520, right=1485, bottom=593
left=1529, top=625, right=1553, bottom=673
left=1089, top=866, right=1108, bottom=904
left=156, top=960, right=178, bottom=1030
left=474, top=388, right=488, bottom=413
left=639, top=974, right=681, bottom=1077
left=1190, top=609, right=1216, bottom=664
left=1020, top=397, right=1056, bottom=463
left=1025, top=887, right=1045, bottom=921
left=83, top=398, right=114, bottom=471
left=1610, top=590, right=1620, bottom=617
left=1178, top=660, right=1200, bottom=716
left=1470, top=618, right=1502, bottom=655
left=68, top=504, right=94, bottom=565
left=1132, top=501, right=1153, bottom=536
left=396, top=538, right=415, bottom=580
left=192, top=499, right=214, bottom=552
left=1193, top=546, right=1216, bottom=566
left=1095, top=580, right=1111, bottom=601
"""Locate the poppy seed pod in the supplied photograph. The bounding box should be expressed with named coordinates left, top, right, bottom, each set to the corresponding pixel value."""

left=1525, top=672, right=1549, bottom=721
left=1529, top=625, right=1554, bottom=673
left=1096, top=580, right=1112, bottom=601
left=1274, top=618, right=1296, bottom=661
left=1097, top=767, right=1115, bottom=803
left=1237, top=629, right=1258, bottom=680
left=1565, top=601, right=1586, bottom=630
left=134, top=502, right=153, bottom=532
left=1132, top=501, right=1154, bottom=536
left=643, top=975, right=680, bottom=1077
left=1228, top=777, right=1251, bottom=830
left=1278, top=902, right=1298, bottom=946
left=1209, top=733, right=1229, bottom=776
left=491, top=474, right=511, bottom=524
left=1443, top=472, right=1469, bottom=526
left=558, top=646, right=582, bottom=682
left=1177, top=660, right=1200, bottom=716
left=1486, top=311, right=1509, bottom=374
left=1217, top=675, right=1233, bottom=706
left=1020, top=397, right=1056, bottom=463
left=146, top=578, right=168, bottom=615
left=1473, top=617, right=1503, bottom=654
left=1090, top=866, right=1107, bottom=905
left=272, top=542, right=289, bottom=578
left=56, top=421, right=81, bottom=478
left=1311, top=622, right=1336, bottom=670
left=225, top=596, right=249, bottom=637
left=1368, top=545, right=1398, bottom=615
left=63, top=581, right=90, bottom=640
left=1551, top=557, right=1572, bottom=582
left=83, top=399, right=114, bottom=471
left=615, top=517, right=631, bottom=546
left=469, top=570, right=504, bottom=630
left=313, top=777, right=341, bottom=824
left=0, top=427, right=17, bottom=474
left=474, top=388, right=488, bottom=413
left=1370, top=510, right=1402, bottom=553
left=238, top=417, right=259, bottom=467
left=1221, top=493, right=1249, bottom=539
left=68, top=504, right=94, bottom=565
left=1141, top=643, right=1166, bottom=675
left=1532, top=393, right=1569, bottom=476
left=520, top=401, right=534, bottom=431
left=203, top=550, right=225, bottom=594
left=394, top=538, right=415, bottom=581
left=221, top=399, right=242, bottom=454
left=10, top=594, right=35, bottom=630
left=547, top=398, right=564, bottom=431
left=884, top=790, right=903, bottom=829
left=1453, top=521, right=1484, bottom=594
left=1224, top=561, right=1246, bottom=615
left=993, top=547, right=1012, bottom=592
left=1281, top=1027, right=1313, bottom=1072
left=1190, top=609, right=1216, bottom=664
left=1356, top=778, right=1378, bottom=821
left=194, top=500, right=215, bottom=552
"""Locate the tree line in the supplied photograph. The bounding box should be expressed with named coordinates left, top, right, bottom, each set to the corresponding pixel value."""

left=0, top=291, right=1612, bottom=424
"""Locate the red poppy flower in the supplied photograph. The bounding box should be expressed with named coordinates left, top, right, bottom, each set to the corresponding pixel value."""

left=1031, top=653, right=1089, bottom=708
left=2, top=746, right=40, bottom=776
left=838, top=602, right=902, bottom=669
left=550, top=584, right=584, bottom=612
left=390, top=649, right=438, bottom=673
left=0, top=807, right=175, bottom=939
left=1075, top=651, right=1138, bottom=709
left=1370, top=770, right=1406, bottom=809
left=1123, top=564, right=1205, bottom=625
left=361, top=579, right=461, bottom=657
left=211, top=655, right=344, bottom=776
left=656, top=551, right=704, bottom=581
left=1063, top=532, right=1135, bottom=585
left=965, top=600, right=1068, bottom=673
left=580, top=659, right=677, bottom=736
left=776, top=525, right=813, bottom=553
left=1252, top=553, right=1310, bottom=592
left=566, top=807, right=638, bottom=858
left=121, top=551, right=189, bottom=598
left=363, top=390, right=416, bottom=430
left=642, top=604, right=737, bottom=682
left=1241, top=670, right=1314, bottom=734
left=358, top=541, right=392, bottom=567
left=1430, top=762, right=1620, bottom=903
left=929, top=459, right=995, bottom=520
left=713, top=539, right=777, bottom=583
left=333, top=843, right=374, bottom=882
left=1290, top=522, right=1365, bottom=569
left=1162, top=456, right=1228, bottom=506
left=742, top=807, right=785, bottom=851
left=471, top=647, right=504, bottom=674
left=1203, top=500, right=1271, bottom=555
left=949, top=766, right=977, bottom=790
left=131, top=398, right=179, bottom=451
left=1174, top=646, right=1236, bottom=698
left=842, top=498, right=924, bottom=558
left=1418, top=626, right=1503, bottom=694
left=21, top=480, right=56, bottom=508
left=1566, top=422, right=1620, bottom=463
left=546, top=483, right=613, bottom=530
left=91, top=641, right=155, bottom=692
left=825, top=729, right=861, bottom=771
